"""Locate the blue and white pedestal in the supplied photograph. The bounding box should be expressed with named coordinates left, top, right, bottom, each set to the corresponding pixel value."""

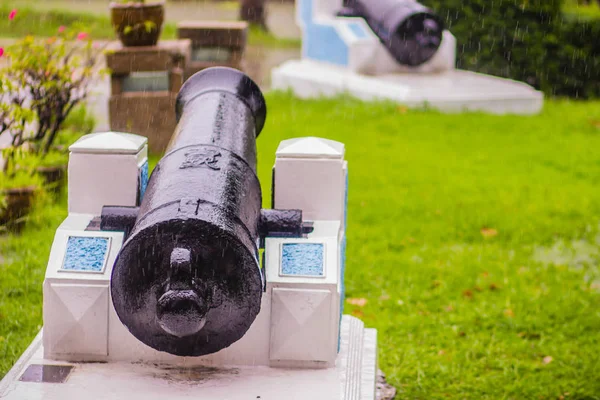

left=272, top=0, right=543, bottom=115
left=0, top=136, right=378, bottom=400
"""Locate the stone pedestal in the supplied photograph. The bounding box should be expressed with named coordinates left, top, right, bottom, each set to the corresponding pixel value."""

left=0, top=136, right=378, bottom=399
left=271, top=0, right=544, bottom=115
left=177, top=21, right=248, bottom=79
left=105, top=40, right=191, bottom=154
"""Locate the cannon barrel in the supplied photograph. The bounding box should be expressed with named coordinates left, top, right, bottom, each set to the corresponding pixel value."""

left=339, top=0, right=444, bottom=67
left=105, top=67, right=307, bottom=357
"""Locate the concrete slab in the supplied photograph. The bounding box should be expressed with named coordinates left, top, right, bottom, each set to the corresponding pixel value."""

left=0, top=316, right=377, bottom=400
left=272, top=59, right=544, bottom=115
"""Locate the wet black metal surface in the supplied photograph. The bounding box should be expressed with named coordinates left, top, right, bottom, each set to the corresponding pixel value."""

left=100, top=206, right=139, bottom=238
left=339, top=0, right=444, bottom=66
left=259, top=209, right=314, bottom=238
left=258, top=209, right=314, bottom=248
left=107, top=67, right=308, bottom=357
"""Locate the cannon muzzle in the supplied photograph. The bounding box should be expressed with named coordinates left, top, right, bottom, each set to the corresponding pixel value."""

left=104, top=67, right=308, bottom=357
left=339, top=0, right=444, bottom=67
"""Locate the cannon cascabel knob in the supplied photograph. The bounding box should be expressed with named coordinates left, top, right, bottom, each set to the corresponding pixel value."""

left=155, top=248, right=209, bottom=338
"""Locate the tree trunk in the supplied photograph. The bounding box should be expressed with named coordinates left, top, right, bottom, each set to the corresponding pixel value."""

left=240, top=0, right=268, bottom=31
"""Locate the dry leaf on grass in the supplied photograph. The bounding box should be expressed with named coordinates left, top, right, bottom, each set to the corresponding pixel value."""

left=397, top=106, right=408, bottom=114
left=346, top=298, right=368, bottom=307
left=480, top=228, right=498, bottom=238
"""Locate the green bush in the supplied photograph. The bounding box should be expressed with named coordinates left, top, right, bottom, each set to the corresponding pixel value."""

left=423, top=0, right=599, bottom=98
left=554, top=19, right=600, bottom=98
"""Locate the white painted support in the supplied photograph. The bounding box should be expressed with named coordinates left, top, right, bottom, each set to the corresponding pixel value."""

left=68, top=132, right=148, bottom=215
left=265, top=138, right=349, bottom=368
left=42, top=215, right=348, bottom=368
left=42, top=214, right=124, bottom=361
left=274, top=137, right=348, bottom=225
left=265, top=221, right=343, bottom=368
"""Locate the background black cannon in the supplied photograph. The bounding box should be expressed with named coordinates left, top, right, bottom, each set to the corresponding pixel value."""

left=102, top=67, right=311, bottom=357
left=339, top=0, right=444, bottom=67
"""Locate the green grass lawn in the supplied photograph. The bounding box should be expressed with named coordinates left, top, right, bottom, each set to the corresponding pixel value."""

left=0, top=2, right=300, bottom=48
left=1, top=97, right=600, bottom=399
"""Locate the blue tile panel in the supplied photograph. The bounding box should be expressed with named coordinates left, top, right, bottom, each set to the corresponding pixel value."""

left=306, top=25, right=349, bottom=66
left=299, top=0, right=349, bottom=66
left=62, top=236, right=110, bottom=272
left=139, top=160, right=149, bottom=203
left=281, top=243, right=325, bottom=276
left=348, top=22, right=368, bottom=39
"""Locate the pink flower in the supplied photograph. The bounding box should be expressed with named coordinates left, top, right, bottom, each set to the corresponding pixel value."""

left=8, top=9, right=17, bottom=21
left=0, top=47, right=4, bottom=57
left=58, top=26, right=66, bottom=33
left=76, top=32, right=88, bottom=41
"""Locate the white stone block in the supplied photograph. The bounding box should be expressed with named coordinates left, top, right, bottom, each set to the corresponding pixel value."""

left=270, top=288, right=334, bottom=364
left=265, top=221, right=342, bottom=368
left=43, top=215, right=124, bottom=284
left=43, top=214, right=125, bottom=360
left=274, top=137, right=347, bottom=223
left=43, top=283, right=109, bottom=358
left=68, top=132, right=148, bottom=215
left=274, top=159, right=345, bottom=222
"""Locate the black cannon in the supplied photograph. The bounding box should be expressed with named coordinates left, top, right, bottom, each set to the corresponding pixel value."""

left=339, top=0, right=444, bottom=67
left=101, top=67, right=311, bottom=357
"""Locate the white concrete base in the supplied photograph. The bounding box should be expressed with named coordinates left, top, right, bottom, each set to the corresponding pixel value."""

left=272, top=59, right=544, bottom=115
left=0, top=316, right=377, bottom=400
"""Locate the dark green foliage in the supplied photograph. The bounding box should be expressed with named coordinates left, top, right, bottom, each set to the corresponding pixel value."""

left=423, top=0, right=599, bottom=98
left=554, top=19, right=600, bottom=98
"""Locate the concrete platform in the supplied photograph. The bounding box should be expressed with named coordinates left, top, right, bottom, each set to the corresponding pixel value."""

left=0, top=316, right=377, bottom=400
left=272, top=59, right=544, bottom=115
